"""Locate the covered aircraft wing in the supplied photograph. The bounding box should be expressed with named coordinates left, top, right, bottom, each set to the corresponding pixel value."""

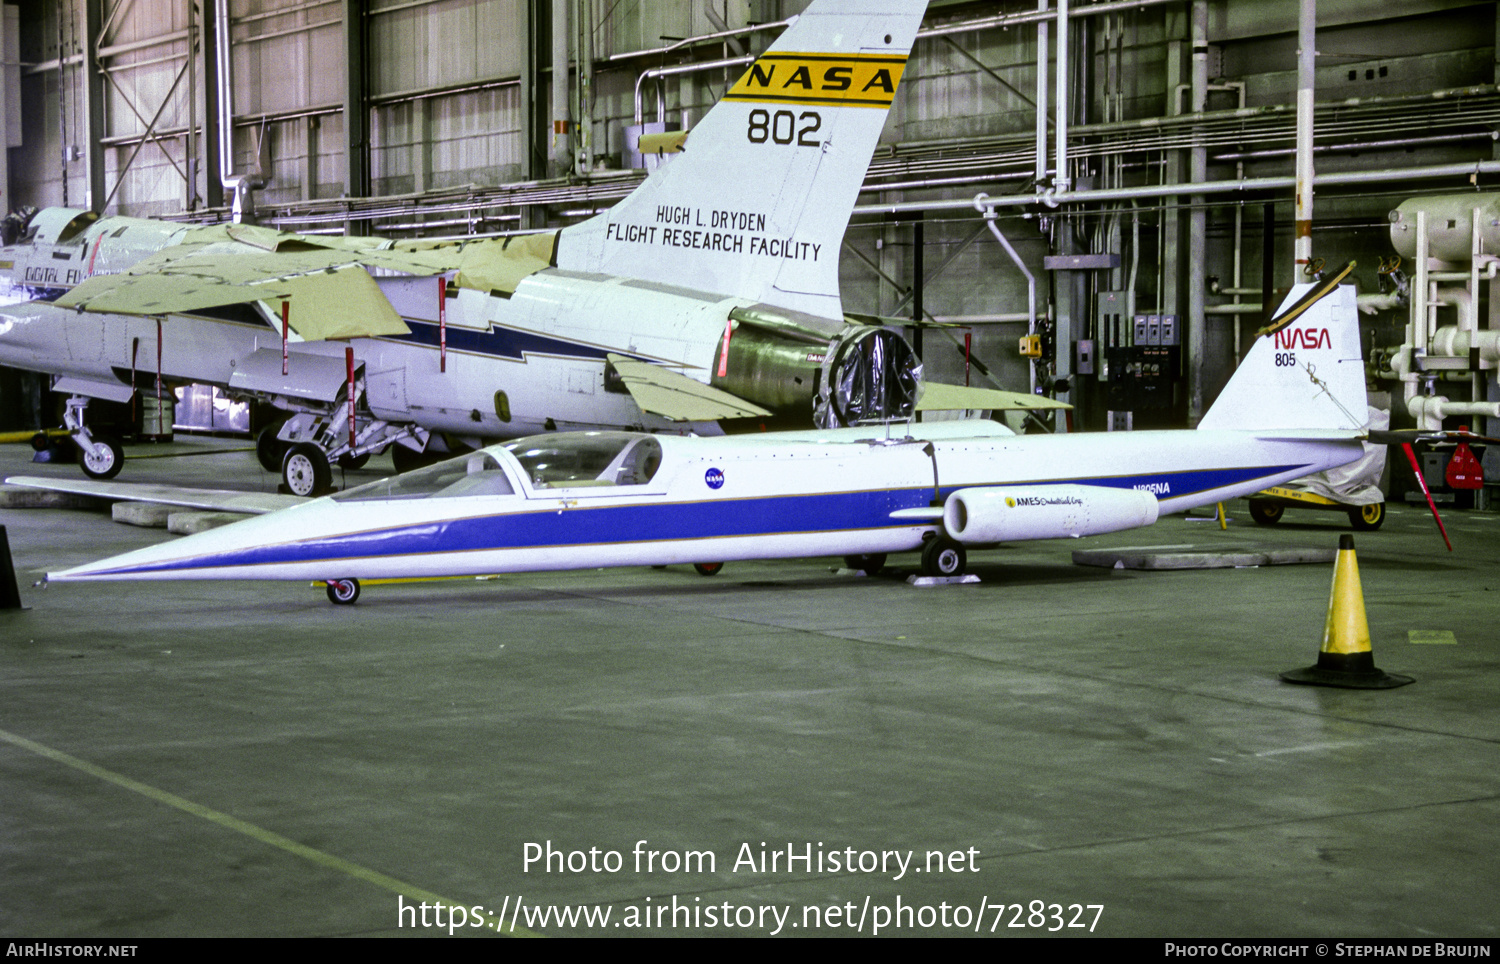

left=48, top=240, right=465, bottom=339
left=915, top=381, right=1072, bottom=412
left=54, top=259, right=411, bottom=340
left=50, top=226, right=462, bottom=340
left=452, top=232, right=558, bottom=295
left=606, top=354, right=772, bottom=421
left=4, top=476, right=305, bottom=514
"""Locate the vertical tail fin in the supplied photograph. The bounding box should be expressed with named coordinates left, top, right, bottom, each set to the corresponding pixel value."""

left=1198, top=280, right=1367, bottom=432
left=555, top=0, right=927, bottom=320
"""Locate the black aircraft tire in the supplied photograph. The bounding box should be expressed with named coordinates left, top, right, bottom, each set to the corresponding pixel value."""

left=843, top=553, right=887, bottom=574
left=693, top=562, right=724, bottom=577
left=1248, top=500, right=1284, bottom=526
left=326, top=579, right=361, bottom=605
left=920, top=539, right=966, bottom=578
left=283, top=443, right=332, bottom=497
left=78, top=436, right=124, bottom=480
left=338, top=452, right=371, bottom=470
left=1349, top=502, right=1386, bottom=531
left=256, top=425, right=288, bottom=472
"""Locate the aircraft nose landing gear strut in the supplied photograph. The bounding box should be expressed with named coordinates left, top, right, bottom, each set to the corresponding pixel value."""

left=63, top=396, right=125, bottom=480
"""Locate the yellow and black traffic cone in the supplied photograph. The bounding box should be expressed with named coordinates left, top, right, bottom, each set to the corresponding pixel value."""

left=1280, top=534, right=1412, bottom=689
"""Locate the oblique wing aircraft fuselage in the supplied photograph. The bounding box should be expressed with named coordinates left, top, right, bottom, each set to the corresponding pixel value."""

left=44, top=421, right=1363, bottom=598
left=43, top=277, right=1372, bottom=601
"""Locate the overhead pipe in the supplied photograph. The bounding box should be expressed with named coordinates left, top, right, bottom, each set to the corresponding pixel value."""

left=918, top=0, right=1177, bottom=41
left=1034, top=0, right=1048, bottom=186
left=975, top=195, right=1039, bottom=392
left=213, top=0, right=233, bottom=189
left=214, top=0, right=261, bottom=223
left=854, top=161, right=1500, bottom=218
left=1053, top=0, right=1070, bottom=194
left=1213, top=131, right=1497, bottom=162
left=634, top=55, right=753, bottom=127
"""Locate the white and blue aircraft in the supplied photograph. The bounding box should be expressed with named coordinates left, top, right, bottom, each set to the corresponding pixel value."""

left=36, top=278, right=1371, bottom=603
left=0, top=0, right=1055, bottom=496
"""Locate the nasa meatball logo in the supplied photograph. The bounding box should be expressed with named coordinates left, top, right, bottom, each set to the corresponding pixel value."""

left=705, top=467, right=725, bottom=489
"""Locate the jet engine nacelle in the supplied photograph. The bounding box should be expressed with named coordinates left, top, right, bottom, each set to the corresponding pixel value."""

left=942, top=484, right=1159, bottom=544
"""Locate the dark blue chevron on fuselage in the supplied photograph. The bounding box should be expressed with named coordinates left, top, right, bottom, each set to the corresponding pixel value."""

left=385, top=318, right=653, bottom=364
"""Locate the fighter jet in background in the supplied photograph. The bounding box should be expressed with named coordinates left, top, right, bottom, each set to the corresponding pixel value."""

left=0, top=0, right=1059, bottom=496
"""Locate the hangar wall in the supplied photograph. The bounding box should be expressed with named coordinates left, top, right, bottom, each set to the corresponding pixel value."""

left=7, top=0, right=1499, bottom=429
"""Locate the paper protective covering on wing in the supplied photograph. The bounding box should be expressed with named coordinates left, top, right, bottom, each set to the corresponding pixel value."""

left=606, top=353, right=772, bottom=421
left=916, top=381, right=1072, bottom=412
left=51, top=230, right=465, bottom=340
left=452, top=232, right=559, bottom=294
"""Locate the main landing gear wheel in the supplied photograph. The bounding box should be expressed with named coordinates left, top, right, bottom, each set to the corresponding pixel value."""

left=283, top=443, right=332, bottom=497
left=1349, top=502, right=1386, bottom=531
left=920, top=538, right=966, bottom=578
left=1247, top=500, right=1284, bottom=526
left=843, top=553, right=887, bottom=574
left=78, top=435, right=124, bottom=480
left=338, top=452, right=371, bottom=470
left=693, top=562, right=724, bottom=576
left=255, top=425, right=289, bottom=472
left=326, top=578, right=361, bottom=605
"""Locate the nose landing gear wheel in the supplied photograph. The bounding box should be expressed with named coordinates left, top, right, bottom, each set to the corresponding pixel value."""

left=283, top=443, right=332, bottom=497
left=326, top=579, right=361, bottom=605
left=693, top=562, right=724, bottom=576
left=920, top=538, right=966, bottom=578
left=78, top=435, right=124, bottom=480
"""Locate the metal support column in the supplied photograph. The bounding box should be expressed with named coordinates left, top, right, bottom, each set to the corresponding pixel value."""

left=911, top=213, right=924, bottom=362
left=1187, top=0, right=1207, bottom=423
left=81, top=0, right=106, bottom=212
left=343, top=0, right=370, bottom=227
left=551, top=0, right=570, bottom=178
left=1293, top=0, right=1315, bottom=274
left=197, top=0, right=223, bottom=209
left=1160, top=23, right=1185, bottom=325
left=0, top=6, right=14, bottom=211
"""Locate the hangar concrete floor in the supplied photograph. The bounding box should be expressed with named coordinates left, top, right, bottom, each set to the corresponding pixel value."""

left=1, top=437, right=1497, bottom=939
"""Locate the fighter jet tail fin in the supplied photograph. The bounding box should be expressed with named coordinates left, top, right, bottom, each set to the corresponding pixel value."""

left=555, top=0, right=926, bottom=321
left=1198, top=274, right=1367, bottom=433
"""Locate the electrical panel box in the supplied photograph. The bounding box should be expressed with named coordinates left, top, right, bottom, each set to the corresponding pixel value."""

left=1132, top=314, right=1180, bottom=346
left=1098, top=290, right=1131, bottom=349
left=1104, top=345, right=1181, bottom=429
left=1018, top=333, right=1043, bottom=358
left=1076, top=339, right=1096, bottom=375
